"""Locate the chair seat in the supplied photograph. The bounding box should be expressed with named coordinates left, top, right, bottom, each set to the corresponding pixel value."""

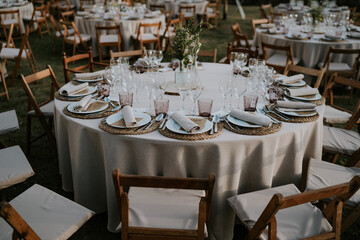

left=0, top=110, right=19, bottom=135
left=318, top=62, right=352, bottom=71
left=0, top=48, right=27, bottom=60
left=0, top=184, right=94, bottom=239
left=227, top=184, right=333, bottom=240
left=181, top=12, right=194, bottom=18
left=306, top=158, right=360, bottom=207
left=99, top=34, right=119, bottom=44
left=66, top=34, right=92, bottom=43
left=35, top=10, right=49, bottom=18
left=132, top=33, right=159, bottom=42
left=324, top=105, right=353, bottom=124
left=0, top=145, right=34, bottom=190
left=266, top=53, right=300, bottom=67
left=23, top=16, right=46, bottom=22
left=117, top=186, right=207, bottom=236
left=323, top=125, right=360, bottom=155
left=55, top=28, right=75, bottom=37
left=28, top=101, right=54, bottom=116
left=2, top=19, right=18, bottom=26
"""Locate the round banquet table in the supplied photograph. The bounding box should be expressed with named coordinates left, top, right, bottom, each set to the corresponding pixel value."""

left=0, top=2, right=34, bottom=33
left=253, top=26, right=360, bottom=68
left=147, top=0, right=208, bottom=15
left=54, top=63, right=325, bottom=240
left=75, top=14, right=166, bottom=57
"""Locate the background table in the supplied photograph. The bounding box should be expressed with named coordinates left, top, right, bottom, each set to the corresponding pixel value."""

left=148, top=0, right=208, bottom=16
left=253, top=27, right=360, bottom=68
left=75, top=14, right=166, bottom=56
left=54, top=63, right=325, bottom=240
left=0, top=2, right=33, bottom=33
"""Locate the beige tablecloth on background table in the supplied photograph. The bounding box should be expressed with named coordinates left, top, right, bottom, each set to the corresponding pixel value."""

left=0, top=2, right=34, bottom=33
left=253, top=26, right=360, bottom=68
left=54, top=63, right=325, bottom=240
left=147, top=0, right=208, bottom=15
left=75, top=14, right=166, bottom=57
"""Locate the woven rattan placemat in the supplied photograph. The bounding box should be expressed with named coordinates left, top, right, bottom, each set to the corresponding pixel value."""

left=223, top=121, right=282, bottom=135
left=63, top=104, right=120, bottom=119
left=158, top=123, right=223, bottom=141
left=55, top=92, right=83, bottom=102
left=99, top=118, right=160, bottom=135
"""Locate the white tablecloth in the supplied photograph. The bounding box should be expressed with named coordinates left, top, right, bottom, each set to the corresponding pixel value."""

left=148, top=0, right=208, bottom=15
left=54, top=63, right=325, bottom=240
left=253, top=26, right=360, bottom=68
left=75, top=14, right=166, bottom=57
left=0, top=2, right=34, bottom=33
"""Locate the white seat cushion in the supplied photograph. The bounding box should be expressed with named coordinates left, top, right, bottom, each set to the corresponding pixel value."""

left=2, top=19, right=18, bottom=25
left=0, top=184, right=94, bottom=240
left=0, top=110, right=19, bottom=135
left=323, top=125, right=360, bottom=155
left=66, top=34, right=91, bottom=43
left=324, top=105, right=352, bottom=124
left=0, top=145, right=34, bottom=190
left=306, top=158, right=360, bottom=207
left=99, top=34, right=119, bottom=43
left=227, top=184, right=333, bottom=240
left=117, top=187, right=207, bottom=236
left=318, top=62, right=352, bottom=71
left=56, top=28, right=75, bottom=37
left=28, top=101, right=54, bottom=116
left=266, top=53, right=300, bottom=67
left=0, top=48, right=27, bottom=60
left=182, top=12, right=194, bottom=18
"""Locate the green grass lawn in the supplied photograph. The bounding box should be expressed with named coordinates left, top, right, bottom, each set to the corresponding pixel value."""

left=0, top=4, right=359, bottom=239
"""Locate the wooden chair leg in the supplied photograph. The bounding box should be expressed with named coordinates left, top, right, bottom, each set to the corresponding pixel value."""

left=26, top=116, right=31, bottom=155
left=1, top=69, right=9, bottom=101
left=39, top=117, right=56, bottom=147
left=98, top=46, right=102, bottom=63
left=8, top=57, right=21, bottom=87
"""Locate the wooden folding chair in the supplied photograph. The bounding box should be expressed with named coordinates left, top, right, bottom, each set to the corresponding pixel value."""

left=60, top=9, right=75, bottom=22
left=149, top=3, right=165, bottom=11
left=109, top=48, right=144, bottom=63
left=179, top=5, right=195, bottom=24
left=62, top=48, right=99, bottom=83
left=302, top=158, right=360, bottom=234
left=0, top=184, right=94, bottom=239
left=0, top=59, right=8, bottom=100
left=0, top=28, right=38, bottom=87
left=198, top=48, right=217, bottom=63
left=251, top=18, right=270, bottom=38
left=203, top=2, right=218, bottom=27
left=19, top=65, right=60, bottom=154
left=132, top=22, right=161, bottom=51
left=80, top=0, right=95, bottom=11
left=161, top=17, right=179, bottom=51
left=62, top=20, right=91, bottom=55
left=0, top=23, right=15, bottom=49
left=261, top=41, right=300, bottom=73
left=283, top=63, right=325, bottom=89
left=95, top=24, right=121, bottom=63
left=23, top=5, right=50, bottom=37
left=224, top=42, right=259, bottom=64
left=321, top=73, right=360, bottom=163
left=228, top=176, right=360, bottom=240
left=259, top=4, right=272, bottom=19
left=49, top=14, right=74, bottom=51
left=112, top=169, right=215, bottom=240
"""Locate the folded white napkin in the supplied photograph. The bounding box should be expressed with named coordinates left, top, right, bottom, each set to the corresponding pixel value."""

left=171, top=111, right=200, bottom=133
left=324, top=33, right=341, bottom=40
left=60, top=82, right=88, bottom=96
left=288, top=87, right=319, bottom=97
left=282, top=74, right=304, bottom=84
left=151, top=10, right=161, bottom=15
left=230, top=109, right=272, bottom=127
left=276, top=100, right=316, bottom=111
left=76, top=95, right=93, bottom=112
left=122, top=105, right=137, bottom=128
left=268, top=28, right=277, bottom=34
left=349, top=32, right=360, bottom=38
left=74, top=70, right=105, bottom=80
left=261, top=23, right=275, bottom=29
left=291, top=32, right=303, bottom=38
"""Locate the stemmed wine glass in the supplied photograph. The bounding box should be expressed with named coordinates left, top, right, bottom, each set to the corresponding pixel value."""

left=176, top=75, right=189, bottom=113
left=189, top=78, right=202, bottom=115
left=144, top=71, right=155, bottom=111
left=153, top=50, right=163, bottom=67
left=218, top=77, right=232, bottom=113
left=233, top=73, right=247, bottom=109
left=144, top=50, right=154, bottom=69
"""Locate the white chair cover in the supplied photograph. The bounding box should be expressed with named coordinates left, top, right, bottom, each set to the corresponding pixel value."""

left=0, top=110, right=19, bottom=136
left=324, top=105, right=352, bottom=124
left=266, top=53, right=300, bottom=67
left=0, top=184, right=95, bottom=240
left=323, top=125, right=360, bottom=155
left=28, top=101, right=55, bottom=116
left=0, top=145, right=34, bottom=190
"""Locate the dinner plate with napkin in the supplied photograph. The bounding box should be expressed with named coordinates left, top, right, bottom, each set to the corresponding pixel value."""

left=228, top=110, right=273, bottom=128
left=285, top=86, right=321, bottom=101
left=60, top=82, right=92, bottom=97
left=275, top=100, right=317, bottom=117
left=279, top=74, right=306, bottom=87
left=67, top=95, right=108, bottom=114
left=166, top=112, right=212, bottom=134
left=323, top=33, right=343, bottom=41
left=74, top=70, right=105, bottom=82
left=105, top=107, right=151, bottom=129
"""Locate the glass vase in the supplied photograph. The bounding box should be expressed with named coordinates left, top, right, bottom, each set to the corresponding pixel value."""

left=175, top=59, right=188, bottom=86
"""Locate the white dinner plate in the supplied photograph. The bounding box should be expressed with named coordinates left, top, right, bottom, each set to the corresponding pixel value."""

left=278, top=79, right=307, bottom=87
left=275, top=107, right=317, bottom=117
left=285, top=33, right=308, bottom=40
left=106, top=111, right=151, bottom=129
left=60, top=86, right=96, bottom=98
left=320, top=37, right=344, bottom=42
left=284, top=91, right=322, bottom=101
left=67, top=100, right=108, bottom=115
left=227, top=114, right=263, bottom=128
left=166, top=116, right=212, bottom=135
left=73, top=76, right=103, bottom=83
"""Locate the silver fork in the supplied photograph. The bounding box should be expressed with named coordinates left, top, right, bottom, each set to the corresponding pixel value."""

left=220, top=116, right=235, bottom=130
left=264, top=105, right=290, bottom=120
left=257, top=108, right=280, bottom=124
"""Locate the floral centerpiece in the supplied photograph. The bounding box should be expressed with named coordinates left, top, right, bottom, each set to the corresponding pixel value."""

left=310, top=6, right=323, bottom=24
